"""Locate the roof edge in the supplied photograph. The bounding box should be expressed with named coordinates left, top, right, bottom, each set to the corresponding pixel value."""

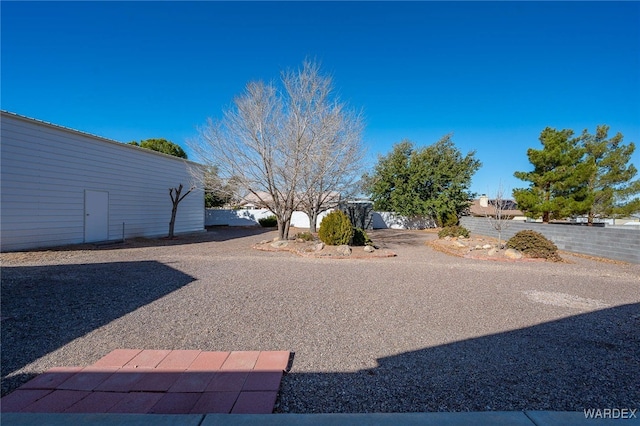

left=1, top=110, right=203, bottom=167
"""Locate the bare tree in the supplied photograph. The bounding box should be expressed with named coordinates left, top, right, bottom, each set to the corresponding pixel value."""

left=484, top=184, right=513, bottom=249
left=294, top=66, right=365, bottom=232
left=191, top=60, right=364, bottom=239
left=168, top=183, right=195, bottom=238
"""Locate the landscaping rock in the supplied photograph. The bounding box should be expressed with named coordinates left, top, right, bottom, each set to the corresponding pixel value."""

left=313, top=242, right=325, bottom=252
left=505, top=248, right=523, bottom=259
left=488, top=248, right=498, bottom=256
left=364, top=245, right=375, bottom=253
left=336, top=245, right=352, bottom=256
left=271, top=240, right=289, bottom=248
left=482, top=244, right=493, bottom=250
left=455, top=241, right=467, bottom=248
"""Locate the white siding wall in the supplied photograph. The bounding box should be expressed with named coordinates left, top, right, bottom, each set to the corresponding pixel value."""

left=1, top=112, right=204, bottom=251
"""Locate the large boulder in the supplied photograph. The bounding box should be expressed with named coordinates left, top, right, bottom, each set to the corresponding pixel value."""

left=336, top=245, right=352, bottom=256
left=505, top=248, right=523, bottom=259
left=271, top=240, right=289, bottom=248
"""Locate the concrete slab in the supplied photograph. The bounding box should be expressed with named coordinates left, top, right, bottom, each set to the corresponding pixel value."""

left=526, top=410, right=640, bottom=425
left=0, top=413, right=204, bottom=426
left=4, top=411, right=638, bottom=425
left=200, top=412, right=534, bottom=426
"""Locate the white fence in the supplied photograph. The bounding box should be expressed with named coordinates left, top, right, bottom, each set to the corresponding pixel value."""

left=205, top=209, right=332, bottom=229
left=206, top=209, right=437, bottom=230
left=371, top=212, right=437, bottom=229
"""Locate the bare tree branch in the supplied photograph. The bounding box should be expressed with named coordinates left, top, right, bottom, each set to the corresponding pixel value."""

left=189, top=59, right=365, bottom=239
left=484, top=183, right=513, bottom=249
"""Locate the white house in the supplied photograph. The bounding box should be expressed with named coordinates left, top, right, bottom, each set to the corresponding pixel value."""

left=1, top=111, right=204, bottom=251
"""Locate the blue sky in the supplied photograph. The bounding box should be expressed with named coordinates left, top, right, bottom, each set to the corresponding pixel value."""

left=2, top=1, right=639, bottom=197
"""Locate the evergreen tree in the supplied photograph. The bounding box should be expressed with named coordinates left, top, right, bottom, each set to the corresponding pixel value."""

left=581, top=125, right=640, bottom=223
left=363, top=136, right=481, bottom=226
left=129, top=138, right=187, bottom=159
left=513, top=127, right=594, bottom=222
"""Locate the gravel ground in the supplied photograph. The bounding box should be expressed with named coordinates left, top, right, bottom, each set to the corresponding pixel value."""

left=2, top=228, right=639, bottom=412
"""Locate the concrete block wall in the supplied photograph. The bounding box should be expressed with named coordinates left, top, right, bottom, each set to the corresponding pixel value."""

left=460, top=217, right=639, bottom=264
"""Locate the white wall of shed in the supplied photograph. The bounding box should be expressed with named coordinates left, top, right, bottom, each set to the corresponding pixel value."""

left=1, top=112, right=204, bottom=251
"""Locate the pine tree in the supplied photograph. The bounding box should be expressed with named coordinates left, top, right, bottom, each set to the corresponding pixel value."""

left=513, top=127, right=594, bottom=222
left=581, top=125, right=640, bottom=224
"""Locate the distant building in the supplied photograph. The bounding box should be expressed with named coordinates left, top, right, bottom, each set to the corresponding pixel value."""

left=237, top=190, right=341, bottom=210
left=466, top=195, right=526, bottom=221
left=1, top=111, right=204, bottom=251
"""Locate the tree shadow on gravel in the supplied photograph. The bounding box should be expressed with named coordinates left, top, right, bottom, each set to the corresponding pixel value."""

left=1, top=227, right=274, bottom=255
left=276, top=303, right=640, bottom=413
left=203, top=226, right=274, bottom=243
left=1, top=261, right=195, bottom=396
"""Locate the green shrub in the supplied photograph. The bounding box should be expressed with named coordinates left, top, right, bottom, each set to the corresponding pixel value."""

left=438, top=225, right=470, bottom=239
left=439, top=211, right=460, bottom=228
left=318, top=210, right=354, bottom=245
left=351, top=228, right=373, bottom=246
left=506, top=230, right=561, bottom=261
left=294, top=231, right=314, bottom=241
left=258, top=215, right=278, bottom=227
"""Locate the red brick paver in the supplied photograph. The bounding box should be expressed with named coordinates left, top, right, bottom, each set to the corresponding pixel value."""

left=156, top=350, right=201, bottom=370
left=0, top=390, right=53, bottom=412
left=0, top=349, right=291, bottom=415
left=231, top=391, right=279, bottom=414
left=242, top=371, right=283, bottom=391
left=189, top=351, right=230, bottom=371
left=168, top=371, right=217, bottom=393
left=254, top=351, right=291, bottom=371
left=21, top=390, right=91, bottom=413
left=64, top=392, right=128, bottom=413
left=149, top=392, right=201, bottom=414
left=107, top=392, right=164, bottom=414
left=190, top=391, right=239, bottom=414
left=124, top=349, right=171, bottom=368
left=93, top=368, right=148, bottom=392
left=220, top=351, right=260, bottom=371
left=92, top=349, right=142, bottom=368
left=57, top=366, right=119, bottom=391
left=18, top=367, right=83, bottom=390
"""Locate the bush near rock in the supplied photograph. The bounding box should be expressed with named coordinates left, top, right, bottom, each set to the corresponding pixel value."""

left=318, top=210, right=354, bottom=245
left=438, top=225, right=470, bottom=239
left=351, top=228, right=373, bottom=246
left=258, top=215, right=278, bottom=227
left=294, top=231, right=314, bottom=241
left=506, top=230, right=561, bottom=261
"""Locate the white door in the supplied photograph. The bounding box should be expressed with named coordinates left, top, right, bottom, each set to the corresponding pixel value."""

left=85, top=190, right=109, bottom=242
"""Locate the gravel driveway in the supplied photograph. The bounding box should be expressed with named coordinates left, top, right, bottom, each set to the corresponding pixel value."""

left=2, top=228, right=639, bottom=412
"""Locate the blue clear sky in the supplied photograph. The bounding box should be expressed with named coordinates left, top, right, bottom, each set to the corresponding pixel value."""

left=3, top=1, right=639, bottom=197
